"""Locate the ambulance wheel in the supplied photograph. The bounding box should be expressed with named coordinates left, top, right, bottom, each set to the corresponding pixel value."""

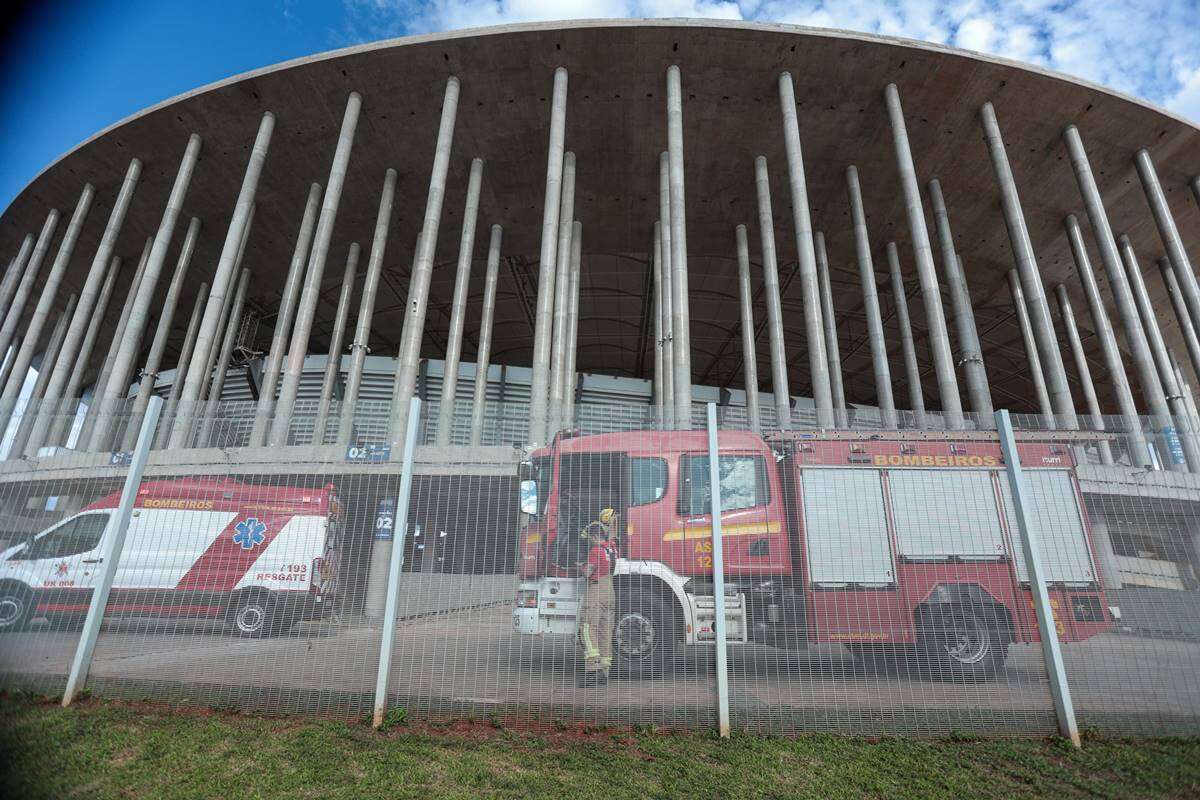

left=0, top=583, right=32, bottom=632
left=228, top=592, right=277, bottom=638
left=917, top=606, right=1008, bottom=682
left=612, top=591, right=678, bottom=679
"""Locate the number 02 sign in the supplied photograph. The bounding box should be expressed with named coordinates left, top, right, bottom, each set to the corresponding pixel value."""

left=375, top=498, right=395, bottom=541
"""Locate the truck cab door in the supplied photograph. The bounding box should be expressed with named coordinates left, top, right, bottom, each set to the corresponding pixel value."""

left=678, top=451, right=788, bottom=576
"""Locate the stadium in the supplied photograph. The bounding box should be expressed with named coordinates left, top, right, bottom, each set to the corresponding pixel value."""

left=1, top=19, right=1200, bottom=735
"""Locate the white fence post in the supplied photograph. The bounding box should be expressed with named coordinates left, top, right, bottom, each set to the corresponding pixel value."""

left=62, top=395, right=163, bottom=706
left=373, top=396, right=422, bottom=728
left=994, top=408, right=1081, bottom=747
left=706, top=402, right=731, bottom=737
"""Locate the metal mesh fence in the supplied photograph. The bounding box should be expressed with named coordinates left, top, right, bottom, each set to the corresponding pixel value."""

left=1, top=397, right=1200, bottom=738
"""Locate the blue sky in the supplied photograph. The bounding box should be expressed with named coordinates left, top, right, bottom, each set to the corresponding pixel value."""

left=2, top=0, right=1199, bottom=213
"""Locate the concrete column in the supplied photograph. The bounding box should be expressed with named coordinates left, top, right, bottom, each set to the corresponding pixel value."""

left=0, top=235, right=34, bottom=322
left=197, top=268, right=251, bottom=446
left=887, top=243, right=926, bottom=429
left=200, top=208, right=255, bottom=407
left=778, top=71, right=832, bottom=428
left=0, top=185, right=94, bottom=424
left=119, top=216, right=202, bottom=452
left=168, top=112, right=275, bottom=449
left=268, top=95, right=361, bottom=447
left=754, top=156, right=791, bottom=430
left=387, top=77, right=460, bottom=451
left=666, top=66, right=694, bottom=428
left=884, top=84, right=962, bottom=428
left=155, top=282, right=207, bottom=449
left=846, top=166, right=896, bottom=429
left=563, top=220, right=583, bottom=426
left=735, top=224, right=761, bottom=434
left=1064, top=215, right=1152, bottom=467
left=90, top=133, right=203, bottom=451
left=48, top=255, right=121, bottom=448
left=248, top=182, right=322, bottom=447
left=1054, top=285, right=1114, bottom=465
left=436, top=158, right=485, bottom=446
left=174, top=206, right=255, bottom=447
left=7, top=295, right=77, bottom=457
left=1119, top=234, right=1200, bottom=470
left=814, top=232, right=846, bottom=427
left=1064, top=127, right=1172, bottom=462
left=547, top=153, right=576, bottom=434
left=78, top=239, right=152, bottom=448
left=312, top=244, right=360, bottom=446
left=338, top=169, right=397, bottom=447
left=1135, top=150, right=1200, bottom=338
left=1009, top=270, right=1054, bottom=418
left=652, top=223, right=664, bottom=421
left=24, top=160, right=141, bottom=455
left=1173, top=352, right=1200, bottom=459
left=527, top=67, right=568, bottom=446
left=1160, top=257, right=1200, bottom=386
left=370, top=122, right=456, bottom=616
left=981, top=103, right=1076, bottom=426
left=0, top=211, right=60, bottom=389
left=658, top=152, right=675, bottom=428
left=1087, top=519, right=1124, bottom=590
left=468, top=225, right=503, bottom=447
left=928, top=178, right=994, bottom=424
left=1070, top=140, right=1180, bottom=465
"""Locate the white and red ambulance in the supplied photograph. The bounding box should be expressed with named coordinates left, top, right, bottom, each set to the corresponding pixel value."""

left=0, top=478, right=342, bottom=637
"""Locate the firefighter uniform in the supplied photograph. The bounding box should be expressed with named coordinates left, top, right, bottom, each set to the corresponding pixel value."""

left=579, top=509, right=618, bottom=686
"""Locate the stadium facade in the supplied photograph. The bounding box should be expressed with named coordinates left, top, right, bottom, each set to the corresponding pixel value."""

left=2, top=20, right=1200, bottom=596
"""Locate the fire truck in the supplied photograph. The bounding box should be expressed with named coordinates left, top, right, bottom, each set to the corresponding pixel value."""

left=0, top=478, right=342, bottom=637
left=513, top=428, right=1113, bottom=680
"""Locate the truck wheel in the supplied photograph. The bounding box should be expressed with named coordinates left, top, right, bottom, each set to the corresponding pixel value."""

left=612, top=591, right=678, bottom=679
left=917, top=607, right=1008, bottom=682
left=228, top=593, right=276, bottom=638
left=0, top=584, right=32, bottom=632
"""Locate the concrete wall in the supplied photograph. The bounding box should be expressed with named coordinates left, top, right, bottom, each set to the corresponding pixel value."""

left=393, top=573, right=516, bottom=619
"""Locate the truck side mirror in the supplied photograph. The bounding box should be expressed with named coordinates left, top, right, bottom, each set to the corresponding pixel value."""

left=519, top=479, right=538, bottom=515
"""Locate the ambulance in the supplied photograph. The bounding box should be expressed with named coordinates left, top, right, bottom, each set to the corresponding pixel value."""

left=0, top=478, right=342, bottom=637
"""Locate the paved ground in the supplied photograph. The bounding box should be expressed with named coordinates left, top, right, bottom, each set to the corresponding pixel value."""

left=2, top=606, right=1198, bottom=735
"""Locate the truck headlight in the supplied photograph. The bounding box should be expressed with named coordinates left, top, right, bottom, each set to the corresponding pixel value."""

left=517, top=590, right=538, bottom=608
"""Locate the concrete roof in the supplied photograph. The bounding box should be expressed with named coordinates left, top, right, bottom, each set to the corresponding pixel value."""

left=2, top=19, right=1200, bottom=414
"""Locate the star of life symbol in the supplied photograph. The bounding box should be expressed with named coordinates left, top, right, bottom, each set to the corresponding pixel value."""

left=55, top=562, right=69, bottom=576
left=232, top=518, right=267, bottom=551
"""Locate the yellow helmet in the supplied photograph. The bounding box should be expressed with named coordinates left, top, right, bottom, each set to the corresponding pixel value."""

left=598, top=508, right=615, bottom=524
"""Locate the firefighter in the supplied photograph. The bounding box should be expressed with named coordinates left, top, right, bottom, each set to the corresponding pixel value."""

left=577, top=507, right=618, bottom=687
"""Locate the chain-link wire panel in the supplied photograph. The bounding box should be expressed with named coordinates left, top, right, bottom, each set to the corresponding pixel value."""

left=77, top=418, right=390, bottom=718
left=719, top=420, right=1062, bottom=736
left=1056, top=412, right=1200, bottom=735
left=7, top=393, right=1200, bottom=738
left=0, top=409, right=130, bottom=698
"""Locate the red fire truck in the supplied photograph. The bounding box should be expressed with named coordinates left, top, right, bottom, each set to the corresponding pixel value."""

left=513, top=428, right=1113, bottom=680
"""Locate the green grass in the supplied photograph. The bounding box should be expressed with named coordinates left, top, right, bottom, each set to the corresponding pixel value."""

left=2, top=695, right=1199, bottom=799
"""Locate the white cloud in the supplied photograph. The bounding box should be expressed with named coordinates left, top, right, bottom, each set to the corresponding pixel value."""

left=341, top=0, right=1200, bottom=120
